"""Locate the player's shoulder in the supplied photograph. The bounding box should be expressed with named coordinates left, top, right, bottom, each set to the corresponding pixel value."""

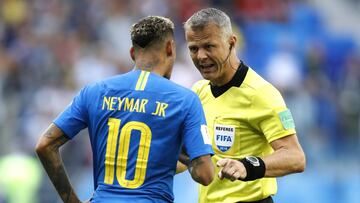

left=75, top=73, right=127, bottom=98
left=139, top=71, right=194, bottom=95
left=101, top=71, right=135, bottom=86
left=87, top=71, right=136, bottom=91
left=165, top=78, right=200, bottom=99
left=82, top=75, right=119, bottom=91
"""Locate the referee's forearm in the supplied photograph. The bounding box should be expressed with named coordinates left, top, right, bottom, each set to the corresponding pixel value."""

left=263, top=147, right=305, bottom=177
left=262, top=134, right=306, bottom=177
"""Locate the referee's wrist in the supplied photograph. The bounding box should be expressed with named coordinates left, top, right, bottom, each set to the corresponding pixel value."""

left=239, top=156, right=266, bottom=181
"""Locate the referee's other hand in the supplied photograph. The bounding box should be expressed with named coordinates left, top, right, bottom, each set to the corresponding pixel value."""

left=217, top=158, right=247, bottom=181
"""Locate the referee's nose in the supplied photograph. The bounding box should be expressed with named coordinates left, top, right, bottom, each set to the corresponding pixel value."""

left=197, top=48, right=208, bottom=62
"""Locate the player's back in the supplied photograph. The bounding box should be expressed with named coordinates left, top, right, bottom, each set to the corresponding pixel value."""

left=83, top=70, right=205, bottom=202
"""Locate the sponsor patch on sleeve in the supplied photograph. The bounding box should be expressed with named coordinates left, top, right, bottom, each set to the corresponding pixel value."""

left=278, top=109, right=295, bottom=130
left=201, top=125, right=211, bottom=145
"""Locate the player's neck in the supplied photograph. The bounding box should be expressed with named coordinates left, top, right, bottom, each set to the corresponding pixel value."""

left=135, top=56, right=161, bottom=70
left=134, top=58, right=169, bottom=78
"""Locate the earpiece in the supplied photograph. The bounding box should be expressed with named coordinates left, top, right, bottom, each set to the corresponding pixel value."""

left=221, top=42, right=234, bottom=65
left=229, top=42, right=234, bottom=50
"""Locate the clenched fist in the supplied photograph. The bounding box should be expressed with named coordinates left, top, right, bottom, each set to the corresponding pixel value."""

left=216, top=158, right=247, bottom=181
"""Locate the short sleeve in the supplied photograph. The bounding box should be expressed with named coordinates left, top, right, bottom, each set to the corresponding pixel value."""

left=182, top=93, right=214, bottom=160
left=53, top=86, right=89, bottom=139
left=249, top=84, right=296, bottom=143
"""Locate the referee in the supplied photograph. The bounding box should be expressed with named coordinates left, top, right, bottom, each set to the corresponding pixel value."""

left=180, top=8, right=306, bottom=203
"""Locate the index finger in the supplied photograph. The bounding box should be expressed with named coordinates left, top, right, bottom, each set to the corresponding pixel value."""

left=216, top=158, right=229, bottom=167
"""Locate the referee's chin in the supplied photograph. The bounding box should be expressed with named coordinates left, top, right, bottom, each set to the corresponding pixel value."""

left=201, top=73, right=217, bottom=83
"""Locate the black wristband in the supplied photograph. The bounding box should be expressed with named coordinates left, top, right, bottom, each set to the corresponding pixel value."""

left=239, top=156, right=266, bottom=181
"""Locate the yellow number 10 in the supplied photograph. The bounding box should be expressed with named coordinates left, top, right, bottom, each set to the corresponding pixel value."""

left=104, top=118, right=152, bottom=188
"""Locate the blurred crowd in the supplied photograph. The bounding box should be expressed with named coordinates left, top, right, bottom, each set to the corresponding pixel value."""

left=0, top=0, right=359, bottom=203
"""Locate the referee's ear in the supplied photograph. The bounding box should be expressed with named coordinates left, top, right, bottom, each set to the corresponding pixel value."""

left=130, top=46, right=135, bottom=61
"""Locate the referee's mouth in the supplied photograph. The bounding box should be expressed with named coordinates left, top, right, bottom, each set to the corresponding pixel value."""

left=199, top=64, right=215, bottom=70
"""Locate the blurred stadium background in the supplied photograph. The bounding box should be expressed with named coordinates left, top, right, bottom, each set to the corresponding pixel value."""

left=0, top=0, right=359, bottom=202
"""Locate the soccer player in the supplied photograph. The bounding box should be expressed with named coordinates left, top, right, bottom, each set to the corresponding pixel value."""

left=35, top=16, right=214, bottom=203
left=181, top=8, right=306, bottom=203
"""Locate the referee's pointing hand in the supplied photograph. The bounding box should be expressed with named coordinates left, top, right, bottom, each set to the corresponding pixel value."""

left=217, top=158, right=247, bottom=181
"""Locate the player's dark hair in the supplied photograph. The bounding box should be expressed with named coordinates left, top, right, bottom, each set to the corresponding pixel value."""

left=131, top=16, right=174, bottom=49
left=184, top=8, right=232, bottom=37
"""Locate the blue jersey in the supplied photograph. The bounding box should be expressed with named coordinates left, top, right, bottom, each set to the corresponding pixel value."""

left=54, top=69, right=213, bottom=203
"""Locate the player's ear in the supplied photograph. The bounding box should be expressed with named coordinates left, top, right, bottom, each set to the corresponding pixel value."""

left=166, top=40, right=175, bottom=57
left=130, top=46, right=135, bottom=61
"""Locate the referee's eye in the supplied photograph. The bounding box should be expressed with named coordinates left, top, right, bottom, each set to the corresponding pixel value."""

left=189, top=46, right=198, bottom=54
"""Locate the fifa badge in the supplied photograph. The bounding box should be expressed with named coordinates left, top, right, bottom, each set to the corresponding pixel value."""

left=214, top=124, right=235, bottom=152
